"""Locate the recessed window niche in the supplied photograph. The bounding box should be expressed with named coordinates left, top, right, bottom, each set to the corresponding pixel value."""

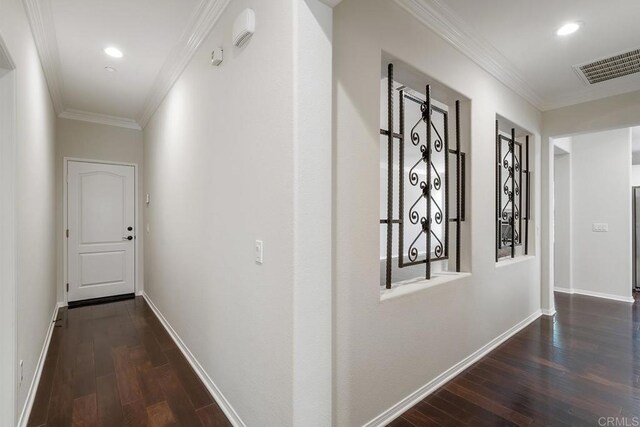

left=379, top=55, right=471, bottom=292
left=495, top=114, right=533, bottom=261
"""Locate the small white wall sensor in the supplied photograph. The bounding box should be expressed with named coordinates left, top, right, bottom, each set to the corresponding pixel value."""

left=145, top=193, right=150, bottom=205
left=211, top=48, right=223, bottom=66
left=233, top=9, right=255, bottom=48
left=255, top=240, right=264, bottom=264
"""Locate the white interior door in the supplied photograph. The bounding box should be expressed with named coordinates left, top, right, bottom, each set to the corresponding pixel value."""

left=67, top=161, right=135, bottom=302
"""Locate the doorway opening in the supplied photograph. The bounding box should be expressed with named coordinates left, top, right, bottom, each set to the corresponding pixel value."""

left=551, top=128, right=635, bottom=303
left=553, top=138, right=571, bottom=293
left=631, top=127, right=640, bottom=292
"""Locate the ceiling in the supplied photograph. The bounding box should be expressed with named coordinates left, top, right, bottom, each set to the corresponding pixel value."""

left=27, top=0, right=640, bottom=128
left=25, top=0, right=230, bottom=129
left=396, top=0, right=640, bottom=110
left=52, top=0, right=197, bottom=121
left=28, top=0, right=342, bottom=130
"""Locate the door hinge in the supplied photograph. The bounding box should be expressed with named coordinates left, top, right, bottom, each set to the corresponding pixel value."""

left=66, top=229, right=69, bottom=238
left=66, top=283, right=69, bottom=292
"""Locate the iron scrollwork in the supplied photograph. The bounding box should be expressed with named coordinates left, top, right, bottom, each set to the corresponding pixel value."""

left=380, top=63, right=467, bottom=289
left=495, top=122, right=530, bottom=260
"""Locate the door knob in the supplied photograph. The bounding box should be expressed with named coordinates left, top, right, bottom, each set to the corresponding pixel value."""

left=123, top=236, right=133, bottom=241
left=127, top=226, right=133, bottom=231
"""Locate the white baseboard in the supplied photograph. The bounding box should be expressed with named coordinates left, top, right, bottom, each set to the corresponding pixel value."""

left=363, top=309, right=542, bottom=427
left=142, top=293, right=245, bottom=427
left=17, top=302, right=61, bottom=427
left=554, top=287, right=634, bottom=303
left=541, top=308, right=556, bottom=316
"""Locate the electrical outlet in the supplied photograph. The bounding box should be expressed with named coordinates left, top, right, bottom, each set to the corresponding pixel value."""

left=255, top=240, right=264, bottom=264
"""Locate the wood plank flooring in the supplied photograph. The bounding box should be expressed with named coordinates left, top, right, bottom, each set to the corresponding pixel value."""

left=28, top=297, right=231, bottom=427
left=390, top=292, right=640, bottom=426
left=29, top=291, right=640, bottom=426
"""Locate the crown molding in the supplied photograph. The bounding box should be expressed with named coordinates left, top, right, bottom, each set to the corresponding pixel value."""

left=393, top=0, right=546, bottom=110
left=59, top=109, right=142, bottom=130
left=0, top=34, right=16, bottom=71
left=137, top=0, right=232, bottom=128
left=22, top=0, right=64, bottom=114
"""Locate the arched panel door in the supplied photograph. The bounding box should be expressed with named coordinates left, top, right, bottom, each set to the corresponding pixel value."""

left=67, top=161, right=135, bottom=302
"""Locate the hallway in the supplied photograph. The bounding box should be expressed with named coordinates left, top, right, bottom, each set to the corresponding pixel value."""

left=3, top=0, right=640, bottom=425
left=391, top=292, right=640, bottom=426
left=27, top=298, right=230, bottom=427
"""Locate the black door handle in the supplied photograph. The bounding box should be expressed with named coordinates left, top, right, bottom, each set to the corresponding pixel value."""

left=123, top=236, right=133, bottom=241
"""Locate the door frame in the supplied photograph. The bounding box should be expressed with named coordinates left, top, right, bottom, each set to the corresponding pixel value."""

left=633, top=186, right=640, bottom=292
left=63, top=157, right=140, bottom=306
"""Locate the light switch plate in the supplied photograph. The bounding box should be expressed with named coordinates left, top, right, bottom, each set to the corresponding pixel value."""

left=592, top=223, right=608, bottom=232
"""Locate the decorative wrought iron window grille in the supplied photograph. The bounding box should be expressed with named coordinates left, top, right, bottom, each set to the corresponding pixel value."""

left=380, top=63, right=467, bottom=289
left=495, top=121, right=531, bottom=260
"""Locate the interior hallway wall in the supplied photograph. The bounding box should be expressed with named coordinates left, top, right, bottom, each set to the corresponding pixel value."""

left=55, top=118, right=144, bottom=303
left=570, top=128, right=632, bottom=300
left=333, top=0, right=542, bottom=425
left=0, top=0, right=57, bottom=423
left=143, top=0, right=333, bottom=425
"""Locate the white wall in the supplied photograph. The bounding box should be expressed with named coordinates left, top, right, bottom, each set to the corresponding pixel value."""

left=554, top=137, right=572, bottom=154
left=570, top=128, right=632, bottom=300
left=143, top=0, right=332, bottom=425
left=55, top=118, right=144, bottom=303
left=541, top=90, right=640, bottom=311
left=333, top=0, right=542, bottom=425
left=0, top=38, right=17, bottom=426
left=292, top=0, right=333, bottom=425
left=554, top=151, right=571, bottom=290
left=0, top=0, right=57, bottom=423
left=632, top=165, right=640, bottom=187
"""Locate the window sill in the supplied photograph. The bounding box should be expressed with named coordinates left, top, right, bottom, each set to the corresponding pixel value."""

left=496, top=255, right=535, bottom=268
left=380, top=272, right=471, bottom=302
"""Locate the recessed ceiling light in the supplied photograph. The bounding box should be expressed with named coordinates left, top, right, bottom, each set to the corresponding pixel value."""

left=104, top=66, right=117, bottom=72
left=556, top=22, right=581, bottom=36
left=104, top=47, right=123, bottom=58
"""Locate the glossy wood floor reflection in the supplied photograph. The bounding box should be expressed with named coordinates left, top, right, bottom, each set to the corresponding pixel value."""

left=390, top=292, right=640, bottom=426
left=28, top=297, right=231, bottom=427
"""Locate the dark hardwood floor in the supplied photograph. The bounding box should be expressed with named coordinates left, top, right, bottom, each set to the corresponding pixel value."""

left=28, top=297, right=231, bottom=427
left=28, top=291, right=640, bottom=426
left=389, top=292, right=640, bottom=426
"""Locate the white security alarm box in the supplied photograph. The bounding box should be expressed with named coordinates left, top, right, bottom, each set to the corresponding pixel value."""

left=233, top=8, right=255, bottom=48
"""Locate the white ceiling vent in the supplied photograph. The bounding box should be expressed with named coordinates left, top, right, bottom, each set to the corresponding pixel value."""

left=574, top=48, right=640, bottom=85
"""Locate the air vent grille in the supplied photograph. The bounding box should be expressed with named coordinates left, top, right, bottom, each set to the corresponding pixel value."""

left=576, top=49, right=640, bottom=84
